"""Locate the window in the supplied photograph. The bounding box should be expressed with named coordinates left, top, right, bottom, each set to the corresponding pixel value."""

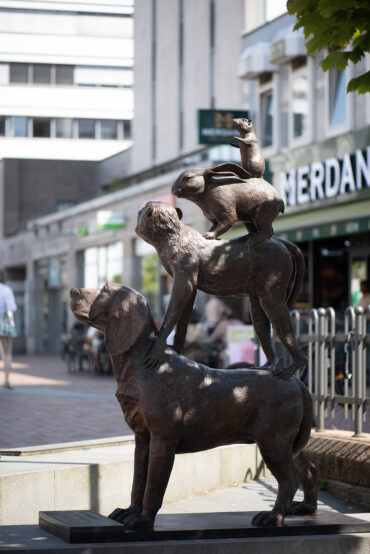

left=101, top=120, right=117, bottom=139
left=10, top=63, right=28, bottom=83
left=291, top=61, right=308, bottom=140
left=33, top=117, right=51, bottom=137
left=329, top=67, right=346, bottom=127
left=56, top=65, right=73, bottom=85
left=260, top=90, right=273, bottom=148
left=0, top=116, right=5, bottom=136
left=10, top=116, right=28, bottom=137
left=33, top=64, right=51, bottom=84
left=56, top=118, right=73, bottom=138
left=78, top=119, right=95, bottom=138
left=123, top=120, right=132, bottom=139
left=84, top=242, right=123, bottom=288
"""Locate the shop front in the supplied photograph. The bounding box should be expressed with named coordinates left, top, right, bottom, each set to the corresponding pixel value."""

left=270, top=133, right=370, bottom=311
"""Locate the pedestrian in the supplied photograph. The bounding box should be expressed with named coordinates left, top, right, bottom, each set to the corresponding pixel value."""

left=358, top=280, right=370, bottom=309
left=0, top=269, right=17, bottom=389
left=204, top=296, right=226, bottom=335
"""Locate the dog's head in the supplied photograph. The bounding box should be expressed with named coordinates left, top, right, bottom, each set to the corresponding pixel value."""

left=70, top=283, right=155, bottom=356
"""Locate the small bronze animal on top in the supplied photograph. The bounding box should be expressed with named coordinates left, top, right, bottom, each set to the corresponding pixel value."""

left=230, top=118, right=265, bottom=178
left=136, top=201, right=307, bottom=379
left=70, top=283, right=317, bottom=530
left=171, top=163, right=284, bottom=249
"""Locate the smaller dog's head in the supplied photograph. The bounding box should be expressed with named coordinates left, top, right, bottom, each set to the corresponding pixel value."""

left=70, top=284, right=155, bottom=356
left=135, top=202, right=183, bottom=244
left=171, top=169, right=206, bottom=198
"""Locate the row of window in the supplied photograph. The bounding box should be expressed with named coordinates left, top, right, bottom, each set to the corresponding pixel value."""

left=258, top=58, right=347, bottom=149
left=0, top=116, right=132, bottom=140
left=8, top=63, right=132, bottom=88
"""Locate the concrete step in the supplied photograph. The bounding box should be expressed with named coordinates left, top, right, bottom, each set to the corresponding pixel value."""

left=0, top=436, right=265, bottom=525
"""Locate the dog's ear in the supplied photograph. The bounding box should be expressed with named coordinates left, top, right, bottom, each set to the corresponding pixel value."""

left=105, top=289, right=149, bottom=356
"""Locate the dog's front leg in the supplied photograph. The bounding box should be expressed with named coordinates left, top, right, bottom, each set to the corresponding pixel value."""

left=124, top=435, right=177, bottom=529
left=173, top=289, right=196, bottom=354
left=108, top=431, right=150, bottom=524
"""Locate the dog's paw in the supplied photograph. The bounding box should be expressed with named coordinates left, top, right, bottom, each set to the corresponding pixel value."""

left=252, top=510, right=284, bottom=526
left=124, top=513, right=155, bottom=530
left=108, top=506, right=141, bottom=524
left=288, top=501, right=317, bottom=516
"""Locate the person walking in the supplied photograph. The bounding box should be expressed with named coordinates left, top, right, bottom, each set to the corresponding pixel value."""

left=0, top=269, right=17, bottom=389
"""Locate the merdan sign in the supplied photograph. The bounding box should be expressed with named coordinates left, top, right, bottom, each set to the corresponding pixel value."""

left=280, top=147, right=370, bottom=207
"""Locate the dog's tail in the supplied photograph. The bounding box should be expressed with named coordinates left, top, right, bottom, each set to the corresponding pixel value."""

left=277, top=238, right=305, bottom=309
left=292, top=380, right=313, bottom=457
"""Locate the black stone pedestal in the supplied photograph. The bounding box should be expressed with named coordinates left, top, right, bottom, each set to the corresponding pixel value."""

left=39, top=510, right=370, bottom=544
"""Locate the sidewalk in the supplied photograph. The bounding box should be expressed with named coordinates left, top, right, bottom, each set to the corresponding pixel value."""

left=1, top=354, right=369, bottom=449
left=0, top=355, right=131, bottom=448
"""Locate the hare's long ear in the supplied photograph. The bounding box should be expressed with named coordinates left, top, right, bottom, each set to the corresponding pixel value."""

left=207, top=163, right=251, bottom=179
left=105, top=289, right=149, bottom=356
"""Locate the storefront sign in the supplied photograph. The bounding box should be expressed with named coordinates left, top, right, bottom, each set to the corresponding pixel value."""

left=198, top=109, right=249, bottom=144
left=280, top=147, right=370, bottom=207
left=97, top=211, right=126, bottom=229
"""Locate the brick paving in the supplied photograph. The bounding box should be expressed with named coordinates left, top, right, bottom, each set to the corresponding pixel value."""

left=0, top=355, right=368, bottom=449
left=0, top=355, right=131, bottom=449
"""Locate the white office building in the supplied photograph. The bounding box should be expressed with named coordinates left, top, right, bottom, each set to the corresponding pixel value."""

left=0, top=0, right=134, bottom=161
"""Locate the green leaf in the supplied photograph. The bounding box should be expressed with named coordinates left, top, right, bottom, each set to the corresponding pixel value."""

left=321, top=51, right=351, bottom=71
left=347, top=70, right=370, bottom=93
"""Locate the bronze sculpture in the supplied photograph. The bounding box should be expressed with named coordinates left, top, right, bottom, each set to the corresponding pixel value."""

left=135, top=201, right=307, bottom=378
left=171, top=164, right=284, bottom=248
left=70, top=283, right=317, bottom=530
left=230, top=118, right=265, bottom=178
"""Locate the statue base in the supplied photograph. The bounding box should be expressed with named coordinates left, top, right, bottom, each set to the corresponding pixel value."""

left=39, top=510, right=370, bottom=544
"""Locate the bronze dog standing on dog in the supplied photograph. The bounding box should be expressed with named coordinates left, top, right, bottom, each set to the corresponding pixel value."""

left=136, top=201, right=307, bottom=379
left=70, top=283, right=317, bottom=530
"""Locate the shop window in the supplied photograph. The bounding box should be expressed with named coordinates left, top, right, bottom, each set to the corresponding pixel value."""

left=84, top=242, right=123, bottom=289
left=260, top=89, right=273, bottom=148
left=56, top=65, right=74, bottom=85
left=33, top=117, right=51, bottom=137
left=0, top=116, right=5, bottom=136
left=123, top=120, right=132, bottom=139
left=101, top=120, right=118, bottom=139
left=10, top=63, right=29, bottom=83
left=33, top=64, right=51, bottom=84
left=291, top=61, right=308, bottom=140
left=10, top=116, right=28, bottom=137
left=329, top=67, right=346, bottom=127
left=56, top=118, right=73, bottom=138
left=78, top=119, right=95, bottom=139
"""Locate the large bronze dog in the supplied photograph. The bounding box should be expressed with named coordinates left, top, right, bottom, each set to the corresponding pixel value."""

left=70, top=283, right=317, bottom=530
left=135, top=201, right=306, bottom=379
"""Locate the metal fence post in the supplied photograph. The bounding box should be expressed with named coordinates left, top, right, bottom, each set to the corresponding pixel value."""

left=326, top=307, right=336, bottom=416
left=308, top=309, right=318, bottom=414
left=354, top=307, right=364, bottom=436
left=317, top=307, right=327, bottom=432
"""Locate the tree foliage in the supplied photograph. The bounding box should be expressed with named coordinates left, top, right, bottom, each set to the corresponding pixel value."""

left=287, top=0, right=370, bottom=93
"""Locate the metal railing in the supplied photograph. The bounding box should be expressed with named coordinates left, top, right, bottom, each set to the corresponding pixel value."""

left=271, top=306, right=370, bottom=436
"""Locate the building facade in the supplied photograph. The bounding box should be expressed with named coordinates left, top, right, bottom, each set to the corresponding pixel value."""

left=0, top=0, right=133, bottom=161
left=237, top=6, right=370, bottom=310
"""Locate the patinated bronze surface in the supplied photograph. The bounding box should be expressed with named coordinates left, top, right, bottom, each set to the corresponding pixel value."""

left=171, top=165, right=284, bottom=248
left=70, top=284, right=317, bottom=530
left=230, top=118, right=265, bottom=178
left=135, top=201, right=307, bottom=378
